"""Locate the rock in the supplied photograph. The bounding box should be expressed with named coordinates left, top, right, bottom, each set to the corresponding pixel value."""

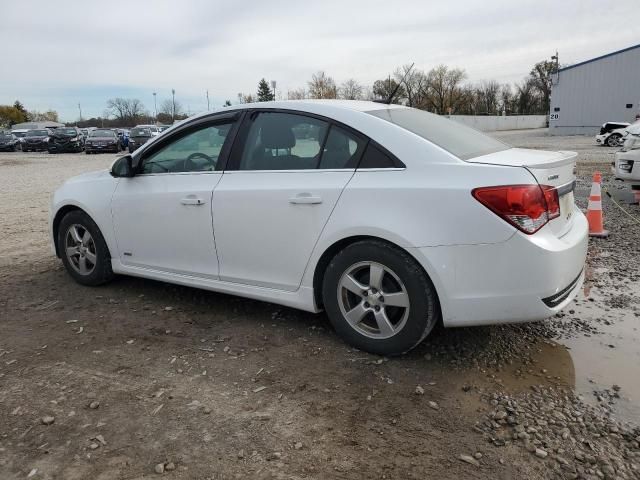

left=459, top=454, right=480, bottom=467
left=89, top=401, right=100, bottom=410
left=203, top=407, right=212, bottom=414
left=154, top=463, right=165, bottom=474
left=294, top=442, right=303, bottom=450
left=41, top=416, right=55, bottom=425
left=165, top=462, right=176, bottom=471
left=535, top=448, right=548, bottom=459
left=237, top=449, right=245, bottom=459
left=494, top=411, right=507, bottom=421
left=266, top=452, right=281, bottom=461
left=428, top=401, right=439, bottom=410
left=89, top=442, right=100, bottom=450
left=474, top=452, right=483, bottom=460
left=415, top=385, right=425, bottom=395
left=164, top=306, right=174, bottom=311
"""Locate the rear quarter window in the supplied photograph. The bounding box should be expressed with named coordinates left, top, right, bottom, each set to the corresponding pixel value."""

left=367, top=108, right=509, bottom=160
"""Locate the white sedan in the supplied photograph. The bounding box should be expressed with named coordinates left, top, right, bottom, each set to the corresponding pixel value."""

left=50, top=100, right=588, bottom=355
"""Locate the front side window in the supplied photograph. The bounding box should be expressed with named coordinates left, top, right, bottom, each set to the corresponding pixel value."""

left=238, top=112, right=329, bottom=170
left=141, top=122, right=234, bottom=174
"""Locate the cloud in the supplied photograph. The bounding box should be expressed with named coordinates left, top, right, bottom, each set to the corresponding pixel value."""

left=1, top=0, right=637, bottom=121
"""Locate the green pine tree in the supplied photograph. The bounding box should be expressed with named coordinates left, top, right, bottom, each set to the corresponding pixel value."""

left=256, top=78, right=274, bottom=102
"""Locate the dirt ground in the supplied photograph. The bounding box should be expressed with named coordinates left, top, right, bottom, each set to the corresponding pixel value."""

left=1, top=131, right=639, bottom=480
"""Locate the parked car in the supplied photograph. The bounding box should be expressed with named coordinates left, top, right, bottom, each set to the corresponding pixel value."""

left=116, top=129, right=130, bottom=150
left=612, top=123, right=640, bottom=186
left=128, top=126, right=154, bottom=153
left=84, top=129, right=120, bottom=154
left=0, top=131, right=21, bottom=151
left=10, top=128, right=29, bottom=148
left=158, top=125, right=171, bottom=132
left=50, top=100, right=588, bottom=356
left=48, top=127, right=84, bottom=153
left=595, top=122, right=631, bottom=147
left=22, top=129, right=50, bottom=151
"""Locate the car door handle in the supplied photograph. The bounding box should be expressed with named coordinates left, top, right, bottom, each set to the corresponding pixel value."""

left=180, top=196, right=205, bottom=206
left=289, top=193, right=322, bottom=204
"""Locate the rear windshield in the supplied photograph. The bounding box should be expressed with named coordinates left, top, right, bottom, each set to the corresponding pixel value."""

left=90, top=129, right=115, bottom=137
left=131, top=128, right=151, bottom=136
left=26, top=130, right=49, bottom=136
left=367, top=108, right=509, bottom=160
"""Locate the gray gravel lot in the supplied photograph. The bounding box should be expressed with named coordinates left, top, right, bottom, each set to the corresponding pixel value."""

left=1, top=130, right=639, bottom=479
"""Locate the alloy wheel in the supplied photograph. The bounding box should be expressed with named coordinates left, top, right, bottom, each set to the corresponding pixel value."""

left=65, top=224, right=97, bottom=275
left=337, top=261, right=410, bottom=339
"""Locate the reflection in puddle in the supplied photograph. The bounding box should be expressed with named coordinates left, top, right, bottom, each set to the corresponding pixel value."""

left=536, top=271, right=640, bottom=424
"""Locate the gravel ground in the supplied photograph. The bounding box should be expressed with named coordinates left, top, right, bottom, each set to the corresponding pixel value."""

left=1, top=130, right=639, bottom=479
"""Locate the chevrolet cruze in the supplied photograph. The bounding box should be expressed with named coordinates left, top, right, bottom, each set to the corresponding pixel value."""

left=50, top=101, right=588, bottom=355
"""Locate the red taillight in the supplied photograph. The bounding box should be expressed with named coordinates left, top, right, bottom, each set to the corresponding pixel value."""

left=472, top=184, right=559, bottom=234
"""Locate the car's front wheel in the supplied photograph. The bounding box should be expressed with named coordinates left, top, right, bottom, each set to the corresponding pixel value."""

left=606, top=133, right=622, bottom=147
left=58, top=210, right=114, bottom=286
left=322, top=240, right=439, bottom=356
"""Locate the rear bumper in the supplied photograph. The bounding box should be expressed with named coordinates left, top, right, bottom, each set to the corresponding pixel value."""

left=411, top=207, right=588, bottom=327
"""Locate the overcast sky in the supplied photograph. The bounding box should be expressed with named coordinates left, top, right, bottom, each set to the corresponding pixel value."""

left=1, top=0, right=637, bottom=122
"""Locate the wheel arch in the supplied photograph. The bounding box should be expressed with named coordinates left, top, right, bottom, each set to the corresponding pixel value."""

left=311, top=235, right=443, bottom=320
left=52, top=205, right=108, bottom=258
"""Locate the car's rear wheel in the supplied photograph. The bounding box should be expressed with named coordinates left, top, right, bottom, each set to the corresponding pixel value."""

left=322, top=240, right=439, bottom=356
left=606, top=133, right=622, bottom=147
left=58, top=211, right=114, bottom=286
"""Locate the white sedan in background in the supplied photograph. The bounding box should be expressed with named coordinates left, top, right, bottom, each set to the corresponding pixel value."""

left=50, top=100, right=588, bottom=355
left=595, top=121, right=631, bottom=147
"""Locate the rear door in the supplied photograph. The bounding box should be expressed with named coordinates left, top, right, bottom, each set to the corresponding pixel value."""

left=212, top=110, right=366, bottom=291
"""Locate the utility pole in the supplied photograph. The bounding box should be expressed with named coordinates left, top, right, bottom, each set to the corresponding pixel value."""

left=153, top=92, right=157, bottom=122
left=206, top=90, right=210, bottom=111
left=78, top=103, right=82, bottom=123
left=270, top=80, right=277, bottom=101
left=171, top=89, right=176, bottom=122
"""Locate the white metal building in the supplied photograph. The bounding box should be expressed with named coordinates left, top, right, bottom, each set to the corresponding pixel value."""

left=549, top=44, right=640, bottom=135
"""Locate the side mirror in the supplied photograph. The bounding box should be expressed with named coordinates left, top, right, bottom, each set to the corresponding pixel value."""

left=111, top=154, right=136, bottom=178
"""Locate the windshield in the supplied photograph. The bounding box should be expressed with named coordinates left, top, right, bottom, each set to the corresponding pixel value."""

left=131, top=127, right=151, bottom=136
left=367, top=108, right=509, bottom=160
left=55, top=128, right=77, bottom=135
left=26, top=130, right=49, bottom=137
left=90, top=129, right=115, bottom=138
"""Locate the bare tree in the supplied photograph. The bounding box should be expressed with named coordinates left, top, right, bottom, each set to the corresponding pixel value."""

left=159, top=99, right=184, bottom=117
left=498, top=84, right=515, bottom=114
left=28, top=110, right=59, bottom=122
left=287, top=88, right=307, bottom=100
left=339, top=79, right=364, bottom=100
left=372, top=77, right=405, bottom=102
left=236, top=93, right=255, bottom=104
left=474, top=80, right=501, bottom=114
left=529, top=60, right=556, bottom=114
left=106, top=98, right=146, bottom=124
left=424, top=65, right=468, bottom=114
left=515, top=79, right=541, bottom=114
left=393, top=64, right=428, bottom=107
left=308, top=71, right=337, bottom=99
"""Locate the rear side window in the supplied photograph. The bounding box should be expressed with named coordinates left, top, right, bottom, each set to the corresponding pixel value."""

left=367, top=108, right=509, bottom=160
left=238, top=112, right=329, bottom=170
left=317, top=125, right=365, bottom=169
left=359, top=143, right=397, bottom=168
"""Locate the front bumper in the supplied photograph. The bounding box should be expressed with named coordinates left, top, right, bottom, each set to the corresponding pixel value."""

left=411, top=207, right=589, bottom=327
left=23, top=142, right=48, bottom=150
left=86, top=143, right=119, bottom=153
left=48, top=141, right=82, bottom=152
left=612, top=155, right=640, bottom=184
left=595, top=134, right=606, bottom=145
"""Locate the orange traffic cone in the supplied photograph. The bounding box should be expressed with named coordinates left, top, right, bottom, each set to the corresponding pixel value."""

left=586, top=171, right=609, bottom=238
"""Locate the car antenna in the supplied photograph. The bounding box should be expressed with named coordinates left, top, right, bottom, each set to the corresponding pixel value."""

left=374, top=63, right=415, bottom=105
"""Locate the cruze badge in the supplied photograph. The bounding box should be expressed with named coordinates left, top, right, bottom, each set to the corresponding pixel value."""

left=548, top=174, right=559, bottom=180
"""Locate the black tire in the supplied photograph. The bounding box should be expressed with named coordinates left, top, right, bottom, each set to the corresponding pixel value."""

left=606, top=133, right=621, bottom=147
left=57, top=210, right=114, bottom=286
left=322, top=240, right=439, bottom=356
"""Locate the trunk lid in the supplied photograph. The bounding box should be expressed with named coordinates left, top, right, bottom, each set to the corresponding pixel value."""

left=468, top=148, right=577, bottom=237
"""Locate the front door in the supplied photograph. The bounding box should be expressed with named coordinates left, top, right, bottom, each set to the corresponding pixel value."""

left=111, top=117, right=238, bottom=278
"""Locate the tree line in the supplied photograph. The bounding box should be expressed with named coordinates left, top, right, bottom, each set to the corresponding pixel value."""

left=239, top=59, right=556, bottom=115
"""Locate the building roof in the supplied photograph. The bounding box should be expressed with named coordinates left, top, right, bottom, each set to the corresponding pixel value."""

left=558, top=43, right=640, bottom=72
left=11, top=121, right=65, bottom=130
